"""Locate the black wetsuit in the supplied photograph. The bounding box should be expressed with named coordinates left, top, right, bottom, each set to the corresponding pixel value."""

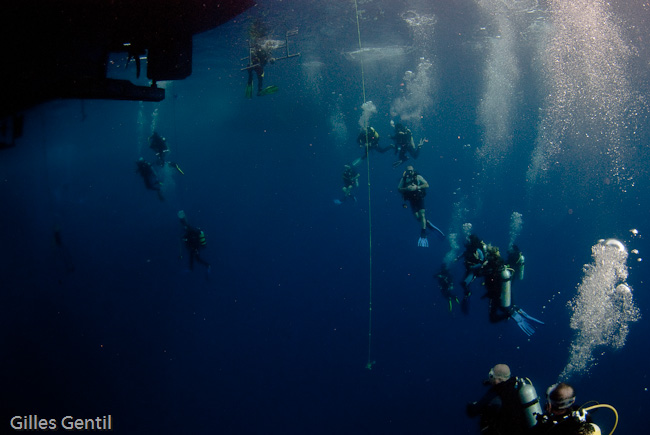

left=400, top=171, right=426, bottom=212
left=136, top=160, right=162, bottom=192
left=467, top=377, right=529, bottom=435
left=248, top=45, right=270, bottom=94
left=183, top=226, right=209, bottom=270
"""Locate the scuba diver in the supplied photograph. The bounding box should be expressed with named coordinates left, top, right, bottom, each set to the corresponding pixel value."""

left=351, top=126, right=392, bottom=167
left=178, top=210, right=211, bottom=273
left=467, top=364, right=543, bottom=435
left=334, top=164, right=360, bottom=205
left=436, top=263, right=459, bottom=313
left=148, top=131, right=184, bottom=174
left=460, top=234, right=488, bottom=313
left=460, top=236, right=543, bottom=335
left=242, top=20, right=299, bottom=98
left=397, top=165, right=444, bottom=247
left=135, top=157, right=164, bottom=201
left=530, top=383, right=601, bottom=435
left=390, top=121, right=426, bottom=168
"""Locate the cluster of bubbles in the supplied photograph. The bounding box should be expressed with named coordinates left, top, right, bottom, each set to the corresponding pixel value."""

left=496, top=0, right=541, bottom=14
left=390, top=59, right=435, bottom=125
left=329, top=94, right=348, bottom=149
left=475, top=0, right=540, bottom=173
left=358, top=101, right=377, bottom=129
left=527, top=0, right=641, bottom=192
left=508, top=211, right=523, bottom=249
left=443, top=201, right=471, bottom=266
left=400, top=10, right=437, bottom=54
left=560, top=238, right=641, bottom=380
left=344, top=46, right=409, bottom=63
left=301, top=59, right=324, bottom=98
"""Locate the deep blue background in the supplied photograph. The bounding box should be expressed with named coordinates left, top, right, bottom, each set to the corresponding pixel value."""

left=2, top=1, right=650, bottom=433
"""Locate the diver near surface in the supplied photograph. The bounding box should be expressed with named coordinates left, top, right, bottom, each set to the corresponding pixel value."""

left=436, top=263, right=459, bottom=312
left=397, top=165, right=444, bottom=247
left=178, top=210, right=211, bottom=274
left=242, top=19, right=299, bottom=98
left=467, top=363, right=543, bottom=435
left=351, top=126, right=391, bottom=167
left=334, top=164, right=360, bottom=205
left=135, top=157, right=164, bottom=201
left=530, top=383, right=600, bottom=435
left=390, top=121, right=426, bottom=168
left=148, top=131, right=184, bottom=174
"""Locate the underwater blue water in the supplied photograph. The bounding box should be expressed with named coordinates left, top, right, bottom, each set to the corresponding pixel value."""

left=2, top=1, right=650, bottom=433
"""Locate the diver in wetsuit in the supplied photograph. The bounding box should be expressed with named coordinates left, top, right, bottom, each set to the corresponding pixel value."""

left=135, top=157, right=164, bottom=201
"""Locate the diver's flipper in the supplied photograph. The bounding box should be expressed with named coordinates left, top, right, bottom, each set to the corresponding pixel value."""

left=333, top=199, right=343, bottom=205
left=518, top=309, right=544, bottom=325
left=426, top=220, right=446, bottom=238
left=169, top=162, right=185, bottom=175
left=392, top=159, right=405, bottom=168
left=257, top=85, right=279, bottom=96
left=418, top=236, right=429, bottom=248
left=351, top=157, right=362, bottom=167
left=510, top=308, right=543, bottom=336
left=245, top=83, right=253, bottom=99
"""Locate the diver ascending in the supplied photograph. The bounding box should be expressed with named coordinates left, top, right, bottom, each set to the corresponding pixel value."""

left=242, top=19, right=300, bottom=98
left=148, top=131, right=184, bottom=174
left=459, top=234, right=543, bottom=335
left=178, top=210, right=211, bottom=275
left=436, top=263, right=459, bottom=313
left=135, top=157, right=164, bottom=201
left=397, top=165, right=444, bottom=247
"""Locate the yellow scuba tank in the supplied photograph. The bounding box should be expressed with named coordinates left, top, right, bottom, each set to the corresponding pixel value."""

left=518, top=378, right=543, bottom=428
left=500, top=267, right=512, bottom=308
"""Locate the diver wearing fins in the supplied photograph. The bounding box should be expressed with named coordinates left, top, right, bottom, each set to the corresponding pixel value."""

left=334, top=164, right=359, bottom=205
left=436, top=263, right=459, bottom=313
left=460, top=234, right=488, bottom=313
left=390, top=121, right=426, bottom=168
left=148, top=131, right=184, bottom=174
left=135, top=157, right=164, bottom=201
left=397, top=165, right=444, bottom=247
left=242, top=20, right=300, bottom=98
left=351, top=126, right=391, bottom=167
left=178, top=210, right=211, bottom=273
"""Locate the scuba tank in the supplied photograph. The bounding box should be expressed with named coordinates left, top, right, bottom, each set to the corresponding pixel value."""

left=516, top=254, right=525, bottom=280
left=518, top=378, right=543, bottom=428
left=500, top=267, right=512, bottom=309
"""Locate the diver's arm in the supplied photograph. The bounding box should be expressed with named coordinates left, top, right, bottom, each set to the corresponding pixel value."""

left=417, top=175, right=429, bottom=190
left=397, top=178, right=406, bottom=192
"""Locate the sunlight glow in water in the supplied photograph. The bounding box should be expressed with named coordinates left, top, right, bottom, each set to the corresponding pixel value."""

left=528, top=0, right=641, bottom=191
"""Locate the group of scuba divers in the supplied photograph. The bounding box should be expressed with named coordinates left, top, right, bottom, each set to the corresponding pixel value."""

left=337, top=122, right=541, bottom=335
left=135, top=132, right=211, bottom=276
left=336, top=122, right=440, bottom=245
left=467, top=363, right=614, bottom=435
left=337, top=125, right=616, bottom=434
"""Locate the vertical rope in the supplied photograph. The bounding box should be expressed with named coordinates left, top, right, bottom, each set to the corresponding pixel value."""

left=353, top=0, right=375, bottom=371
